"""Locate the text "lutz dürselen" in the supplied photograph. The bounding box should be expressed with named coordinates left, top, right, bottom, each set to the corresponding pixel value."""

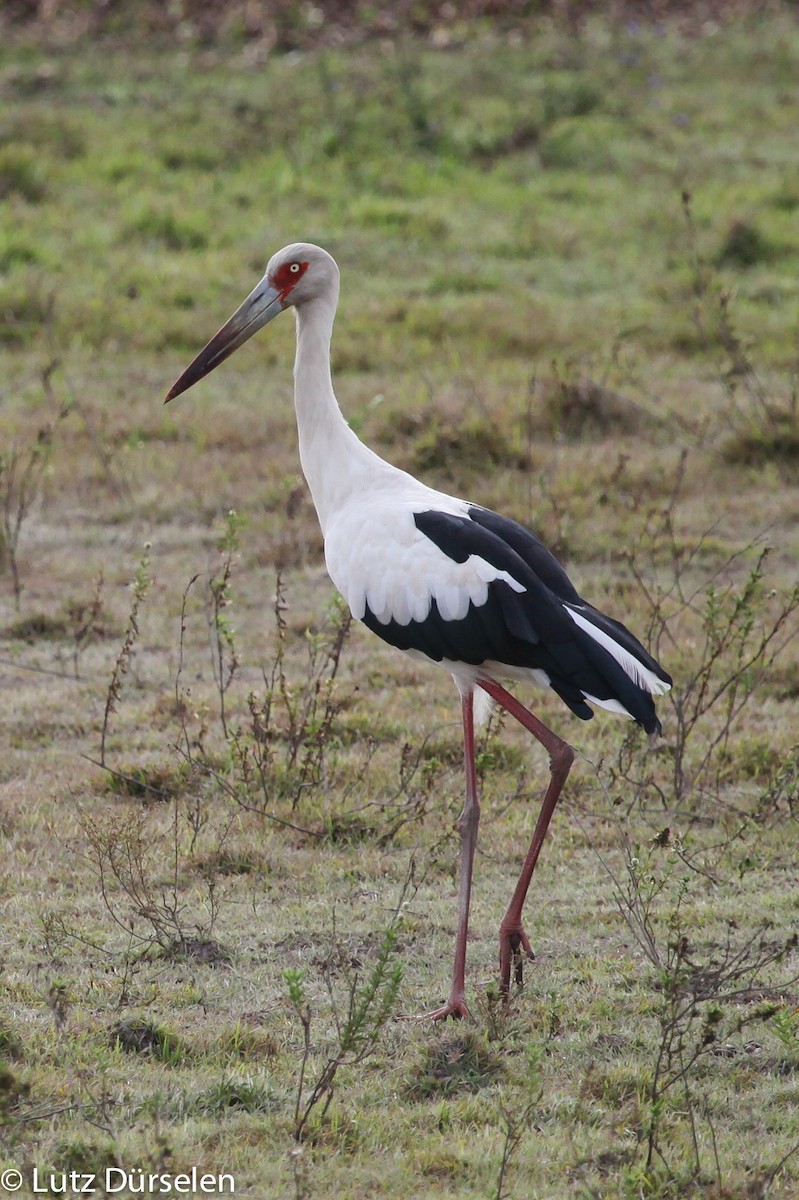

left=31, top=1167, right=235, bottom=1193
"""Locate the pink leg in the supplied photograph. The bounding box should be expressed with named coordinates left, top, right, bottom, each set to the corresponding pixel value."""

left=477, top=678, right=574, bottom=995
left=423, top=689, right=479, bottom=1022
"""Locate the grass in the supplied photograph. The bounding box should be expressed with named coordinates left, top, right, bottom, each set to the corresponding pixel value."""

left=1, top=8, right=799, bottom=1198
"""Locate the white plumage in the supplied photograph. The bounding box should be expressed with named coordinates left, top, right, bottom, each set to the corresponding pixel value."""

left=325, top=494, right=526, bottom=628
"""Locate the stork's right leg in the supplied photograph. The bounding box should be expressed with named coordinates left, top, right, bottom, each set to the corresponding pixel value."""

left=477, top=679, right=574, bottom=995
left=423, top=688, right=480, bottom=1022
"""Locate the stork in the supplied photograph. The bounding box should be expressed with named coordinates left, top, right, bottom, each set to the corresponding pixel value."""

left=166, top=243, right=671, bottom=1021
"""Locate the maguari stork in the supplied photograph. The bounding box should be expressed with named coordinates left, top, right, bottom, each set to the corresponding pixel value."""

left=166, top=243, right=671, bottom=1021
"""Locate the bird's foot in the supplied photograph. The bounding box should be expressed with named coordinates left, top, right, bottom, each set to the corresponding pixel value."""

left=426, top=997, right=471, bottom=1022
left=410, top=992, right=471, bottom=1022
left=499, top=924, right=536, bottom=994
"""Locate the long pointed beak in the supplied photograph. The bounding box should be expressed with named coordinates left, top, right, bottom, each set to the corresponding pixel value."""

left=165, top=277, right=284, bottom=402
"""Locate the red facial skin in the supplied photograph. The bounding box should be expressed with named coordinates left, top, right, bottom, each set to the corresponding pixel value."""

left=270, top=260, right=309, bottom=304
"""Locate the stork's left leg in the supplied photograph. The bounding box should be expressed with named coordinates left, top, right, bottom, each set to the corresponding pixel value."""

left=477, top=679, right=574, bottom=995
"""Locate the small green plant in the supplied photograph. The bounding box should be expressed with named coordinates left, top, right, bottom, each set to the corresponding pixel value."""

left=286, top=927, right=402, bottom=1143
left=192, top=1073, right=275, bottom=1115
left=755, top=745, right=799, bottom=822
left=110, top=1017, right=186, bottom=1064
left=493, top=1049, right=544, bottom=1200
left=771, top=1005, right=799, bottom=1068
left=47, top=979, right=71, bottom=1030
left=406, top=1031, right=502, bottom=1100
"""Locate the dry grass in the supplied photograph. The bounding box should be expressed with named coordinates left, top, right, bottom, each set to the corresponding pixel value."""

left=1, top=12, right=799, bottom=1199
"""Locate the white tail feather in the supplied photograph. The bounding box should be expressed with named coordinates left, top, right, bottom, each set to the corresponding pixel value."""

left=566, top=609, right=670, bottom=696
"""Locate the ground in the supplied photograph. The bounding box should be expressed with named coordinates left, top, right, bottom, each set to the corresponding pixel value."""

left=1, top=8, right=799, bottom=1199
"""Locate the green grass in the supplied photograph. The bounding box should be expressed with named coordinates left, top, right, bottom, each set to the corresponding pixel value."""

left=1, top=10, right=799, bottom=1199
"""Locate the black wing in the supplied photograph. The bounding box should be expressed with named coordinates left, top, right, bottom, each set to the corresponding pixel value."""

left=361, top=506, right=670, bottom=733
left=466, top=505, right=582, bottom=603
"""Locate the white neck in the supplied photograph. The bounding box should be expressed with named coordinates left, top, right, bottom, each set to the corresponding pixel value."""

left=293, top=296, right=394, bottom=533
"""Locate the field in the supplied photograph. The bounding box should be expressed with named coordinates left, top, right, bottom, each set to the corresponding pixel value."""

left=2, top=7, right=799, bottom=1198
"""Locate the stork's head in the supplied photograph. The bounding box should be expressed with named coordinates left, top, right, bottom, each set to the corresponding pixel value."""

left=165, top=242, right=339, bottom=402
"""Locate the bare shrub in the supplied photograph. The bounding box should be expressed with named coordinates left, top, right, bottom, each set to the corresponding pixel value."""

left=206, top=509, right=244, bottom=739
left=99, top=545, right=152, bottom=769
left=0, top=360, right=71, bottom=607
left=609, top=456, right=799, bottom=812
left=74, top=783, right=240, bottom=962
left=602, top=836, right=799, bottom=1191
left=176, top=568, right=354, bottom=827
